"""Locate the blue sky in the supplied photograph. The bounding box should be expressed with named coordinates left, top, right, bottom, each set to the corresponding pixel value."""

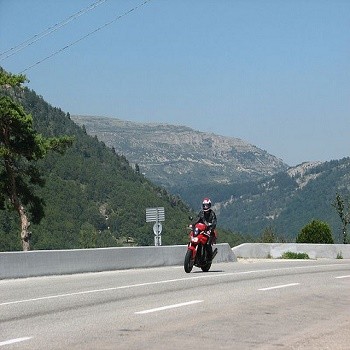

left=1, top=0, right=349, bottom=166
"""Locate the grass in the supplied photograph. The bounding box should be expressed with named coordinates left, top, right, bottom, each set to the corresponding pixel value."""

left=281, top=251, right=310, bottom=259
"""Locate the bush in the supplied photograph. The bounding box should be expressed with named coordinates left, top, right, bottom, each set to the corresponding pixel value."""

left=296, top=220, right=334, bottom=244
left=281, top=251, right=309, bottom=259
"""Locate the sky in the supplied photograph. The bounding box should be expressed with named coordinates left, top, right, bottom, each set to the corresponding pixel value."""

left=1, top=0, right=349, bottom=166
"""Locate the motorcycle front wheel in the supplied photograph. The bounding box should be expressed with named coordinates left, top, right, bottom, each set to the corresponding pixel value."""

left=184, top=250, right=194, bottom=273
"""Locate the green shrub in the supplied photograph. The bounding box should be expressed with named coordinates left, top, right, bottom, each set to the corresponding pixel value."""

left=296, top=220, right=334, bottom=244
left=281, top=251, right=309, bottom=259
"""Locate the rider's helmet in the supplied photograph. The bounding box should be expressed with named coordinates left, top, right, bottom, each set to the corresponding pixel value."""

left=202, top=197, right=212, bottom=212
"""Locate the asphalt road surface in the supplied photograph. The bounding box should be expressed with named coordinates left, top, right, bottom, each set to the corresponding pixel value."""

left=1, top=259, right=350, bottom=349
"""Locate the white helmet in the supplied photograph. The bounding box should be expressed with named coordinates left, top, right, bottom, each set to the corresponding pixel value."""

left=202, top=198, right=212, bottom=212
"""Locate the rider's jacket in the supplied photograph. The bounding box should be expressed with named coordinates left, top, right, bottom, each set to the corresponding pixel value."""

left=194, top=209, right=217, bottom=230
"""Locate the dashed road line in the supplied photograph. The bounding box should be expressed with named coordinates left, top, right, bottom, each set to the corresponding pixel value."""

left=135, top=300, right=204, bottom=314
left=258, top=283, right=300, bottom=291
left=0, top=337, right=32, bottom=347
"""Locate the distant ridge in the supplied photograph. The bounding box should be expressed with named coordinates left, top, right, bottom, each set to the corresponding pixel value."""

left=72, top=115, right=289, bottom=189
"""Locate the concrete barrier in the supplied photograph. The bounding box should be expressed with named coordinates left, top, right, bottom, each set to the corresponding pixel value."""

left=232, top=243, right=350, bottom=259
left=0, top=243, right=236, bottom=279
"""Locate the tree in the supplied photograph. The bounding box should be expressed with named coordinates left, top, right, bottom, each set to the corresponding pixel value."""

left=260, top=226, right=276, bottom=243
left=296, top=220, right=334, bottom=244
left=79, top=222, right=97, bottom=248
left=0, top=69, right=73, bottom=250
left=332, top=193, right=350, bottom=244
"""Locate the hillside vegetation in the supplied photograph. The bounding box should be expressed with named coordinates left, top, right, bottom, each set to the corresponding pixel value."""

left=2, top=77, right=348, bottom=249
left=1, top=86, right=244, bottom=251
left=72, top=117, right=350, bottom=243
left=215, top=159, right=350, bottom=242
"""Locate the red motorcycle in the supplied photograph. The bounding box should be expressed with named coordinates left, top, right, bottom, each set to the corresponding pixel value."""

left=184, top=221, right=217, bottom=273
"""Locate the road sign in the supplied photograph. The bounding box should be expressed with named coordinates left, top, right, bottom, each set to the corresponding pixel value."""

left=154, top=235, right=162, bottom=246
left=146, top=207, right=165, bottom=246
left=153, top=222, right=162, bottom=235
left=146, top=207, right=165, bottom=222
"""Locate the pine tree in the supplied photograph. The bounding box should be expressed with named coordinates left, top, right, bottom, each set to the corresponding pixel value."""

left=0, top=69, right=73, bottom=250
left=332, top=193, right=350, bottom=244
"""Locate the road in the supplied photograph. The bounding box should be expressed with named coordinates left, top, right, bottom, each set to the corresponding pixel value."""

left=1, top=259, right=350, bottom=349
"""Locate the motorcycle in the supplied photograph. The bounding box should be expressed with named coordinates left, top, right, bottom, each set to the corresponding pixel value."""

left=184, top=220, right=218, bottom=273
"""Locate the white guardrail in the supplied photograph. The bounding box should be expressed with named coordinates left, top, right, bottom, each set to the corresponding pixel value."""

left=2, top=243, right=349, bottom=279
left=0, top=243, right=235, bottom=279
left=232, top=243, right=350, bottom=259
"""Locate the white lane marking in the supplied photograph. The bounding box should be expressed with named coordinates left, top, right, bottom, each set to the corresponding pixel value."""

left=0, top=287, right=119, bottom=306
left=0, top=337, right=32, bottom=346
left=135, top=300, right=203, bottom=314
left=258, top=283, right=300, bottom=291
left=2, top=263, right=348, bottom=307
left=335, top=275, right=350, bottom=279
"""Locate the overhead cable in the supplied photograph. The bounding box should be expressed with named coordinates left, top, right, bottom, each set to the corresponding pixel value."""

left=19, top=0, right=152, bottom=73
left=0, top=0, right=108, bottom=61
left=19, top=0, right=152, bottom=74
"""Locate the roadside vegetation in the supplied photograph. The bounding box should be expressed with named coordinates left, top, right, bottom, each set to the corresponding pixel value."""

left=281, top=252, right=310, bottom=259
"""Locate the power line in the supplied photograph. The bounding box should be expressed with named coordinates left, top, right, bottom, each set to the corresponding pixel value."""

left=19, top=0, right=152, bottom=74
left=0, top=0, right=108, bottom=61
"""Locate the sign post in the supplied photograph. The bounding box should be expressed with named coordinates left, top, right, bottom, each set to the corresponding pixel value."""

left=146, top=207, right=165, bottom=246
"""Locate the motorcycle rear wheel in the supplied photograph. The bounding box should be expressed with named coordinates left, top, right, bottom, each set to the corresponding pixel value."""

left=201, top=247, right=212, bottom=272
left=201, top=262, right=212, bottom=272
left=184, top=250, right=194, bottom=273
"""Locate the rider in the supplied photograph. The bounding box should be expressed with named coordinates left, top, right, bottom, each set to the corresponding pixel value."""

left=193, top=197, right=217, bottom=259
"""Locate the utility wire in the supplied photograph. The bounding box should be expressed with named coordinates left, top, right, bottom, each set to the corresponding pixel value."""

left=0, top=0, right=108, bottom=61
left=19, top=0, right=152, bottom=73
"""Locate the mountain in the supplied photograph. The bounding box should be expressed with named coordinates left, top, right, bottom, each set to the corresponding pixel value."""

left=9, top=76, right=347, bottom=250
left=216, top=158, right=350, bottom=242
left=0, top=88, right=205, bottom=251
left=71, top=116, right=289, bottom=193
left=71, top=115, right=350, bottom=243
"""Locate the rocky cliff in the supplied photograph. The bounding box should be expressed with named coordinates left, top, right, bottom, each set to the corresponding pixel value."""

left=72, top=115, right=288, bottom=189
